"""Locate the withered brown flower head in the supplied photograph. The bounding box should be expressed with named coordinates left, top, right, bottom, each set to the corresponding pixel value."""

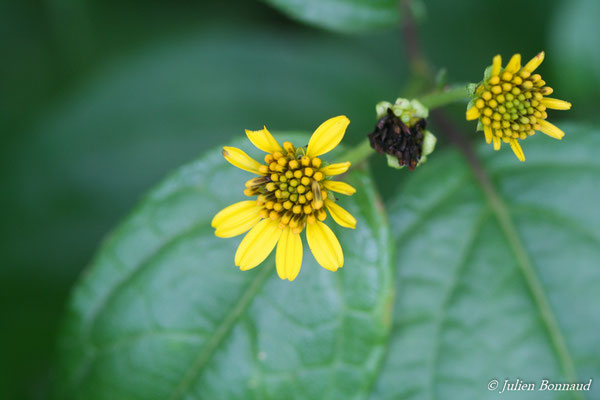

left=369, top=109, right=427, bottom=171
left=368, top=98, right=435, bottom=171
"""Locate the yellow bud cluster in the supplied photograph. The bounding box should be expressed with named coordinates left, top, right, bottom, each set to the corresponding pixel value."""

left=466, top=52, right=571, bottom=161
left=473, top=69, right=549, bottom=142
left=466, top=52, right=571, bottom=162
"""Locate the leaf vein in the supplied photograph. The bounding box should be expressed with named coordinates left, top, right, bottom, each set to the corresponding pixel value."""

left=475, top=161, right=582, bottom=397
left=426, top=210, right=489, bottom=400
left=168, top=262, right=274, bottom=400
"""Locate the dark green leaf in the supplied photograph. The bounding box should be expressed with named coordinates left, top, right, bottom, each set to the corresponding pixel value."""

left=57, top=134, right=394, bottom=399
left=2, top=24, right=404, bottom=281
left=549, top=0, right=600, bottom=100
left=419, top=0, right=560, bottom=86
left=371, top=123, right=600, bottom=399
left=3, top=21, right=404, bottom=399
left=262, top=0, right=400, bottom=33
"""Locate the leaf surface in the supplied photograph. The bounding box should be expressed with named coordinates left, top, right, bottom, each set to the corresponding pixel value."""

left=371, top=123, right=600, bottom=399
left=57, top=134, right=394, bottom=400
left=549, top=0, right=600, bottom=100
left=263, top=0, right=400, bottom=33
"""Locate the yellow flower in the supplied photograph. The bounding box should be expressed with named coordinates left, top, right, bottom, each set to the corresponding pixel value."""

left=466, top=52, right=571, bottom=162
left=211, top=116, right=357, bottom=281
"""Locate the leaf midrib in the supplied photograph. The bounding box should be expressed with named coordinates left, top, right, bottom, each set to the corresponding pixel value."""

left=472, top=158, right=582, bottom=398
left=372, top=151, right=583, bottom=400
left=426, top=210, right=489, bottom=400
left=76, top=211, right=272, bottom=397
left=73, top=214, right=216, bottom=391
left=167, top=262, right=274, bottom=400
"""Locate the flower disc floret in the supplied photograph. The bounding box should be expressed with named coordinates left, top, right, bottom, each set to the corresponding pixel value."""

left=246, top=146, right=332, bottom=234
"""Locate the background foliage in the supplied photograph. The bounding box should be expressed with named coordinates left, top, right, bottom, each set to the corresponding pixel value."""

left=1, top=0, right=598, bottom=399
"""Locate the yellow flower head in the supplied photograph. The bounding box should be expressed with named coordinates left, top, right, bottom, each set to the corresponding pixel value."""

left=211, top=116, right=357, bottom=281
left=466, top=52, right=571, bottom=162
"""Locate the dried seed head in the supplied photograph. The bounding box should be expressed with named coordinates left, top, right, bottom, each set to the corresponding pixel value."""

left=368, top=98, right=436, bottom=171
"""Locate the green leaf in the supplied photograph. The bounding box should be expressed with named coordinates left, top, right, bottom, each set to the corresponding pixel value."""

left=56, top=134, right=394, bottom=399
left=549, top=0, right=600, bottom=100
left=3, top=21, right=405, bottom=398
left=2, top=24, right=405, bottom=280
left=262, top=0, right=400, bottom=33
left=371, top=123, right=600, bottom=399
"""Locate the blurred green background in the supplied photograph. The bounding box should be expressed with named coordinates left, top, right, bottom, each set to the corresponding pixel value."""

left=1, top=0, right=598, bottom=398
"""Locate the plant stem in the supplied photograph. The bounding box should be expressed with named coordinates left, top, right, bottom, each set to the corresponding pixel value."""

left=419, top=84, right=470, bottom=109
left=400, top=0, right=430, bottom=82
left=342, top=138, right=374, bottom=166
left=340, top=85, right=470, bottom=164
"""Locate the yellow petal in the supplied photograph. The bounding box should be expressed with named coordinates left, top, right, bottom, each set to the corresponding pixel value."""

left=235, top=219, right=282, bottom=271
left=276, top=227, right=303, bottom=281
left=323, top=180, right=356, bottom=196
left=212, top=201, right=263, bottom=238
left=212, top=200, right=259, bottom=227
left=540, top=98, right=572, bottom=110
left=523, top=51, right=545, bottom=73
left=306, top=115, right=350, bottom=157
left=537, top=119, right=564, bottom=140
left=466, top=106, right=480, bottom=121
left=493, top=135, right=501, bottom=150
left=491, top=54, right=502, bottom=76
left=483, top=126, right=493, bottom=144
left=325, top=199, right=356, bottom=229
left=509, top=139, right=526, bottom=162
left=245, top=126, right=283, bottom=154
left=216, top=218, right=261, bottom=238
left=505, top=54, right=521, bottom=73
left=222, top=146, right=262, bottom=174
left=306, top=221, right=343, bottom=271
left=320, top=162, right=351, bottom=176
